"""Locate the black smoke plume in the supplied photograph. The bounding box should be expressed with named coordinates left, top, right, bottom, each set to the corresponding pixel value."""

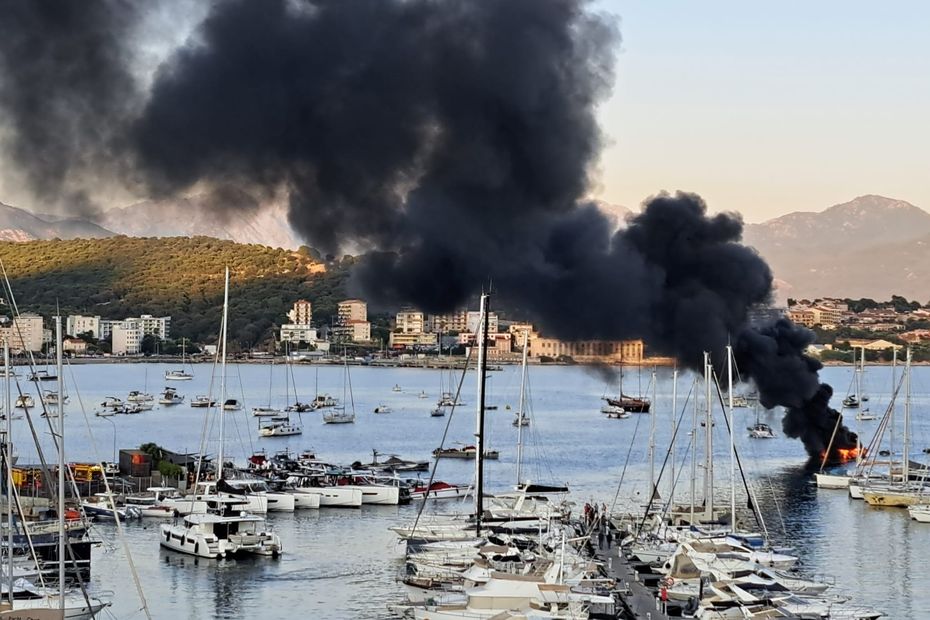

left=0, top=0, right=141, bottom=215
left=0, top=0, right=855, bottom=459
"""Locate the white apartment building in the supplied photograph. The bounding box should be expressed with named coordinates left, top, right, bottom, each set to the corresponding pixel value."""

left=287, top=300, right=313, bottom=325
left=66, top=315, right=101, bottom=339
left=466, top=311, right=499, bottom=334
left=428, top=311, right=469, bottom=333
left=280, top=324, right=318, bottom=344
left=0, top=313, right=45, bottom=352
left=111, top=324, right=143, bottom=355
left=128, top=315, right=171, bottom=339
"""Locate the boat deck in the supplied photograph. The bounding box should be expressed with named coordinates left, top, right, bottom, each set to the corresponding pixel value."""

left=591, top=532, right=670, bottom=620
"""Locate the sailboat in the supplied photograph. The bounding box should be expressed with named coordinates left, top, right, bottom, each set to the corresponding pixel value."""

left=747, top=403, right=775, bottom=439
left=161, top=268, right=284, bottom=558
left=165, top=337, right=193, bottom=380
left=854, top=351, right=876, bottom=420
left=3, top=321, right=111, bottom=618
left=513, top=331, right=532, bottom=428
left=603, top=364, right=650, bottom=413
left=322, top=350, right=356, bottom=424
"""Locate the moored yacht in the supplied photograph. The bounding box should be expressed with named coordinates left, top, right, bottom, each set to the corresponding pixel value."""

left=159, top=497, right=281, bottom=559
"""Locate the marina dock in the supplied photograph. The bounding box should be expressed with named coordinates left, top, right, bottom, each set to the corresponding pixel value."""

left=592, top=531, right=670, bottom=620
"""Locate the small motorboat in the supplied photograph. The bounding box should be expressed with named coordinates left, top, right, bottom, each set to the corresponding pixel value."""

left=286, top=402, right=312, bottom=413
left=159, top=387, right=185, bottom=405
left=81, top=494, right=143, bottom=521
left=15, top=395, right=34, bottom=409
left=28, top=370, right=57, bottom=382
left=190, top=395, right=215, bottom=408
left=430, top=406, right=446, bottom=417
left=409, top=480, right=470, bottom=500
left=512, top=415, right=529, bottom=427
left=748, top=423, right=776, bottom=439
left=856, top=410, right=877, bottom=421
left=41, top=390, right=69, bottom=406
left=373, top=404, right=392, bottom=414
left=100, top=395, right=124, bottom=409
left=432, top=445, right=499, bottom=460
left=259, top=417, right=303, bottom=437
left=116, top=403, right=145, bottom=415
left=842, top=395, right=860, bottom=408
left=418, top=390, right=429, bottom=399
left=310, top=394, right=338, bottom=409
left=601, top=405, right=629, bottom=419
left=127, top=390, right=154, bottom=403
left=223, top=399, right=242, bottom=411
left=391, top=384, right=402, bottom=392
left=252, top=406, right=284, bottom=417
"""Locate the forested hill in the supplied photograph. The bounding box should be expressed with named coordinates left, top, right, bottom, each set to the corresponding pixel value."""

left=0, top=236, right=352, bottom=348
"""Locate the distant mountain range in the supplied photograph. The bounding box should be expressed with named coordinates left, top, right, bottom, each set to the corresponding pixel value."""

left=743, top=195, right=930, bottom=302
left=4, top=192, right=930, bottom=301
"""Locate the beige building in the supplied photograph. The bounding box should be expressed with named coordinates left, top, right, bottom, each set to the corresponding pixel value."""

left=428, top=311, right=469, bottom=334
left=287, top=300, right=313, bottom=325
left=280, top=324, right=318, bottom=344
left=466, top=311, right=499, bottom=334
left=528, top=336, right=644, bottom=364
left=63, top=337, right=88, bottom=354
left=787, top=307, right=817, bottom=327
left=338, top=299, right=367, bottom=323
left=0, top=313, right=45, bottom=353
left=111, top=323, right=143, bottom=355
left=389, top=331, right=437, bottom=348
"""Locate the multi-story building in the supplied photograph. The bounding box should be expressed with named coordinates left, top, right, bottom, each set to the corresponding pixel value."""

left=62, top=337, right=88, bottom=355
left=111, top=324, right=143, bottom=355
left=528, top=336, right=644, bottom=364
left=332, top=299, right=372, bottom=343
left=787, top=307, right=817, bottom=328
left=66, top=315, right=101, bottom=339
left=338, top=299, right=367, bottom=323
left=389, top=331, right=437, bottom=348
left=287, top=300, right=313, bottom=325
left=0, top=313, right=45, bottom=353
left=466, top=311, right=499, bottom=334
left=126, top=315, right=171, bottom=339
left=395, top=310, right=425, bottom=334
left=427, top=311, right=469, bottom=334
left=280, top=324, right=318, bottom=344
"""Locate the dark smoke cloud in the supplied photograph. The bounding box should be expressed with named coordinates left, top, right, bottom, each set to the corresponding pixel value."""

left=0, top=0, right=141, bottom=215
left=0, top=0, right=854, bottom=459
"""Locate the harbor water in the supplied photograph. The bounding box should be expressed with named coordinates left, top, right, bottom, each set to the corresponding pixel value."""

left=10, top=361, right=929, bottom=618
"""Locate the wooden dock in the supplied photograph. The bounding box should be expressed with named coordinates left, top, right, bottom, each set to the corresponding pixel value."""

left=591, top=534, right=670, bottom=620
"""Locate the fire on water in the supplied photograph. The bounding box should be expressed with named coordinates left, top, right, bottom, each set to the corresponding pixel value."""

left=822, top=446, right=864, bottom=463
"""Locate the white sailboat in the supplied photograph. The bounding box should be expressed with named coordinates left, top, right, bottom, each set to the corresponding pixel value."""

left=323, top=351, right=356, bottom=424
left=165, top=337, right=193, bottom=380
left=160, top=268, right=284, bottom=558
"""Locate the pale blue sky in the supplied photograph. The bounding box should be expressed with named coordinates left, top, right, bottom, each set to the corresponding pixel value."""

left=594, top=1, right=930, bottom=221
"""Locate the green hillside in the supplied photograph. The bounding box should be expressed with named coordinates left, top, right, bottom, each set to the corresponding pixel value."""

left=0, top=236, right=352, bottom=348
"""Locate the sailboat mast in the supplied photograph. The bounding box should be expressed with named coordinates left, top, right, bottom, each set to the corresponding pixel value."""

left=669, top=368, right=678, bottom=508
left=703, top=352, right=713, bottom=520
left=727, top=344, right=736, bottom=531
left=217, top=267, right=230, bottom=481
left=4, top=339, right=13, bottom=604
left=856, top=346, right=864, bottom=465
left=648, top=367, right=657, bottom=502
left=890, top=347, right=897, bottom=460
left=516, top=329, right=529, bottom=487
left=56, top=315, right=65, bottom=608
left=474, top=293, right=490, bottom=536
left=690, top=376, right=698, bottom=524
left=903, top=347, right=911, bottom=484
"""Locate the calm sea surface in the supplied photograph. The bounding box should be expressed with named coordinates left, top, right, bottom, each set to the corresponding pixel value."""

left=10, top=361, right=929, bottom=619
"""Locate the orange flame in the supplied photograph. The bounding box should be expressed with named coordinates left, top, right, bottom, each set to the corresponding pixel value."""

left=821, top=447, right=864, bottom=462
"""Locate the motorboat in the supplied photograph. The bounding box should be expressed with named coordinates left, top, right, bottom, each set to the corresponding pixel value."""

left=28, top=370, right=57, bottom=382
left=418, top=390, right=429, bottom=399
left=80, top=493, right=142, bottom=521
left=373, top=404, right=392, bottom=414
left=908, top=504, right=930, bottom=522
left=252, top=406, right=284, bottom=417
left=310, top=394, right=338, bottom=409
left=259, top=417, right=302, bottom=437
left=286, top=474, right=363, bottom=508
left=747, top=422, right=776, bottom=439
left=430, top=406, right=446, bottom=417
left=159, top=498, right=281, bottom=559
left=856, top=410, right=877, bottom=421
left=285, top=401, right=312, bottom=413
left=116, top=402, right=145, bottom=415
left=158, top=387, right=185, bottom=405
left=41, top=390, right=69, bottom=406
left=100, top=395, right=123, bottom=409
left=433, top=445, right=499, bottom=460
left=127, top=390, right=154, bottom=403
left=357, top=451, right=429, bottom=473
left=392, top=384, right=402, bottom=392
left=814, top=472, right=850, bottom=489
left=15, top=394, right=35, bottom=409
left=190, top=395, right=215, bottom=408
left=842, top=394, right=859, bottom=408
left=512, top=414, right=530, bottom=426
left=409, top=481, right=471, bottom=501
left=127, top=487, right=200, bottom=518
left=222, top=398, right=241, bottom=411
left=601, top=404, right=629, bottom=419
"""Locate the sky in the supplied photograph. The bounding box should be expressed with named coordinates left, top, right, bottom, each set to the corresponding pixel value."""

left=594, top=0, right=930, bottom=221
left=1, top=1, right=928, bottom=224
